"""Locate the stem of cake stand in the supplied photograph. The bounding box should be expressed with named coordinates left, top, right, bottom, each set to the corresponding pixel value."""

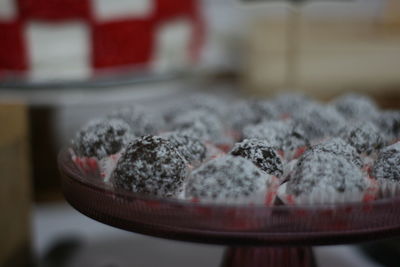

left=221, top=246, right=316, bottom=267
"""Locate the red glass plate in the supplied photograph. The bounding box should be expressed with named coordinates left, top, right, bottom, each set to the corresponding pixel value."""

left=58, top=148, right=400, bottom=266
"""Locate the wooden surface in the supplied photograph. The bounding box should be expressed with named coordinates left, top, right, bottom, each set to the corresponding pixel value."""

left=0, top=103, right=32, bottom=266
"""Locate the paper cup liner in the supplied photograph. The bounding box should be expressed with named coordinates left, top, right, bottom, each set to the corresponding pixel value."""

left=378, top=179, right=400, bottom=199
left=277, top=177, right=378, bottom=205
left=70, top=149, right=120, bottom=183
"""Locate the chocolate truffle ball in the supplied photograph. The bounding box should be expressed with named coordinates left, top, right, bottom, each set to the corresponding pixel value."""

left=377, top=110, right=400, bottom=142
left=72, top=118, right=133, bottom=159
left=185, top=156, right=271, bottom=203
left=308, top=138, right=363, bottom=167
left=252, top=100, right=279, bottom=121
left=242, top=120, right=309, bottom=157
left=108, top=106, right=164, bottom=137
left=226, top=100, right=261, bottom=132
left=333, top=93, right=379, bottom=122
left=372, top=142, right=400, bottom=181
left=339, top=121, right=385, bottom=155
left=292, top=104, right=346, bottom=140
left=171, top=109, right=225, bottom=143
left=162, top=131, right=207, bottom=164
left=273, top=92, right=313, bottom=117
left=111, top=136, right=189, bottom=198
left=287, top=151, right=366, bottom=197
left=230, top=139, right=283, bottom=177
left=165, top=94, right=227, bottom=121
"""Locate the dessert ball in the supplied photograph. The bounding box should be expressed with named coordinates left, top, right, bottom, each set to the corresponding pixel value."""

left=308, top=138, right=363, bottom=167
left=171, top=109, right=225, bottom=143
left=333, top=93, right=379, bottom=122
left=230, top=139, right=284, bottom=177
left=339, top=121, right=385, bottom=155
left=287, top=151, right=366, bottom=198
left=108, top=106, right=164, bottom=137
left=165, top=94, right=227, bottom=121
left=273, top=92, right=313, bottom=117
left=243, top=120, right=291, bottom=148
left=377, top=110, right=400, bottom=142
left=162, top=131, right=207, bottom=164
left=72, top=118, right=133, bottom=159
left=242, top=120, right=309, bottom=158
left=185, top=156, right=272, bottom=204
left=226, top=100, right=261, bottom=133
left=111, top=136, right=189, bottom=198
left=252, top=100, right=279, bottom=121
left=372, top=142, right=400, bottom=181
left=292, top=104, right=346, bottom=140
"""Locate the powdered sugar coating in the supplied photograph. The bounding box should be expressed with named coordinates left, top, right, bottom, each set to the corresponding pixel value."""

left=333, top=93, right=379, bottom=122
left=108, top=106, right=164, bottom=137
left=307, top=138, right=363, bottom=167
left=373, top=142, right=400, bottom=181
left=162, top=131, right=207, bottom=164
left=230, top=139, right=283, bottom=177
left=339, top=121, right=384, bottom=155
left=185, top=156, right=271, bottom=203
left=72, top=118, right=133, bottom=159
left=111, top=136, right=189, bottom=198
left=287, top=151, right=366, bottom=197
left=292, top=104, right=346, bottom=140
left=171, top=109, right=225, bottom=143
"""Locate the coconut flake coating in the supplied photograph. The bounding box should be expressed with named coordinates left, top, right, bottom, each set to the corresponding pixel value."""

left=108, top=106, right=164, bottom=137
left=373, top=142, right=400, bottom=181
left=292, top=104, right=346, bottom=140
left=333, top=93, right=379, bottom=122
left=230, top=139, right=283, bottom=177
left=242, top=120, right=309, bottom=155
left=307, top=138, right=363, bottom=167
left=287, top=151, right=366, bottom=197
left=162, top=131, right=207, bottom=164
left=111, top=136, right=189, bottom=198
left=185, top=156, right=270, bottom=203
left=339, top=121, right=384, bottom=155
left=171, top=109, right=225, bottom=143
left=72, top=118, right=133, bottom=159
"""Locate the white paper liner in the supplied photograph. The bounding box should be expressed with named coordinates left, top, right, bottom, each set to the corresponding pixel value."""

left=98, top=153, right=121, bottom=183
left=277, top=177, right=378, bottom=205
left=378, top=179, right=400, bottom=199
left=70, top=149, right=121, bottom=183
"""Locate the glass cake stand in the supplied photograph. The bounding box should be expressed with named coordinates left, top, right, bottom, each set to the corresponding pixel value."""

left=58, top=149, right=400, bottom=267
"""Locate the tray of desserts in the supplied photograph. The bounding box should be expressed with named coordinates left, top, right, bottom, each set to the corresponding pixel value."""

left=59, top=92, right=400, bottom=245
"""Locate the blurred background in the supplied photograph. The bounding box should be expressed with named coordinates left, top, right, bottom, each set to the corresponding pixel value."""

left=1, top=0, right=400, bottom=266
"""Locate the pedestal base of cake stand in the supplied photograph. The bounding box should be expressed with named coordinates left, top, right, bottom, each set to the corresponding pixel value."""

left=222, top=246, right=315, bottom=267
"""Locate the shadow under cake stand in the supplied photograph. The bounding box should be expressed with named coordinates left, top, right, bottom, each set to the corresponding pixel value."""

left=58, top=149, right=400, bottom=267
